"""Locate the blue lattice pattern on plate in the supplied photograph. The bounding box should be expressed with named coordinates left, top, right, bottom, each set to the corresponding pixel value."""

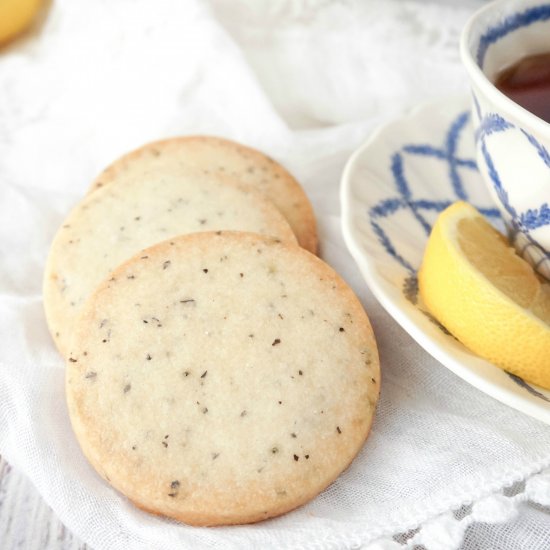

left=366, top=111, right=548, bottom=403
left=368, top=111, right=500, bottom=274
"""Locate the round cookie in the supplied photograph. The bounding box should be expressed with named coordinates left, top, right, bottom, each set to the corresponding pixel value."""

left=44, top=167, right=296, bottom=357
left=66, top=232, right=380, bottom=526
left=89, top=136, right=318, bottom=254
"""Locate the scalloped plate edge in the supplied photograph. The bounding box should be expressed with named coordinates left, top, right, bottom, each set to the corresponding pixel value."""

left=340, top=97, right=550, bottom=425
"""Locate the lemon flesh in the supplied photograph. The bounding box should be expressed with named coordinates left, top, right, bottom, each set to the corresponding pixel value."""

left=419, top=201, right=550, bottom=389
left=0, top=0, right=42, bottom=45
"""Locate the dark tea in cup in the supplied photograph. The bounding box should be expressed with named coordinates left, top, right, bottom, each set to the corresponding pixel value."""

left=495, top=52, right=550, bottom=124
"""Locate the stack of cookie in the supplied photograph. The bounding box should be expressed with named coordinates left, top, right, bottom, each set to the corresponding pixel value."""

left=43, top=137, right=380, bottom=526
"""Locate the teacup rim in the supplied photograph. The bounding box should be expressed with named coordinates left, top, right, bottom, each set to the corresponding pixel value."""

left=460, top=0, right=550, bottom=136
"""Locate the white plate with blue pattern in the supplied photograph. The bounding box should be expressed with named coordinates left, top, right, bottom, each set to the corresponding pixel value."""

left=341, top=97, right=550, bottom=425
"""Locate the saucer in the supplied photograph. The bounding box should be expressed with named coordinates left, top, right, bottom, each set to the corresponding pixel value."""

left=341, top=96, right=550, bottom=425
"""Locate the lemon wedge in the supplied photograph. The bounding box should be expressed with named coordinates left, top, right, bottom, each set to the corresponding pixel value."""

left=419, top=201, right=550, bottom=388
left=0, top=0, right=42, bottom=46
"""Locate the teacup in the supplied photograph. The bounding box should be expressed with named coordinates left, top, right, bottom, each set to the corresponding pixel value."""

left=461, top=0, right=550, bottom=279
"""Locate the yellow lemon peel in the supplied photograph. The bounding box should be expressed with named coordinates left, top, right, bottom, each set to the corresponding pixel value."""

left=419, top=201, right=550, bottom=389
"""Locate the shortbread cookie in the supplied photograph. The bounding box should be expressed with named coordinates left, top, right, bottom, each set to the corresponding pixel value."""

left=44, top=168, right=296, bottom=357
left=66, top=232, right=380, bottom=526
left=89, top=136, right=318, bottom=253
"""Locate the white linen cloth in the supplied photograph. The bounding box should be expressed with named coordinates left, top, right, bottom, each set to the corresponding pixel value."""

left=0, top=0, right=549, bottom=548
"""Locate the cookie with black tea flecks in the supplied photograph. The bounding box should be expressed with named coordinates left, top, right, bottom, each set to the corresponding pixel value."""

left=89, top=136, right=318, bottom=254
left=43, top=166, right=296, bottom=357
left=66, top=231, right=379, bottom=526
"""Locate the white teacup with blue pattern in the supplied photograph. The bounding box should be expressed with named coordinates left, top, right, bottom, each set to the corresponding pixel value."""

left=461, top=0, right=550, bottom=280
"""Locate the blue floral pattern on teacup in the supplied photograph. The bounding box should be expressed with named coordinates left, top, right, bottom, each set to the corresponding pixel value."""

left=468, top=2, right=550, bottom=279
left=474, top=100, right=550, bottom=279
left=476, top=4, right=550, bottom=68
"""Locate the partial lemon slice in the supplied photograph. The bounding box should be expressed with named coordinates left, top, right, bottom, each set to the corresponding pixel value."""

left=419, top=201, right=550, bottom=389
left=0, top=0, right=42, bottom=46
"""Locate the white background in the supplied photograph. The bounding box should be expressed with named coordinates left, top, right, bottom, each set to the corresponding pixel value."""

left=0, top=1, right=549, bottom=549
